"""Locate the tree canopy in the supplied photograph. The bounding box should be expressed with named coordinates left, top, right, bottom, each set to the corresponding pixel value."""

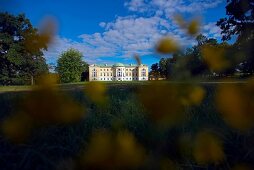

left=217, top=0, right=254, bottom=73
left=0, top=12, right=49, bottom=85
left=56, top=48, right=88, bottom=83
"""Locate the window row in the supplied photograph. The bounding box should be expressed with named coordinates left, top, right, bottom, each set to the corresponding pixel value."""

left=99, top=78, right=139, bottom=81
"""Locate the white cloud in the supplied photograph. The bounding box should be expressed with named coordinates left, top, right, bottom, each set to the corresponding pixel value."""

left=203, top=22, right=222, bottom=39
left=44, top=0, right=224, bottom=64
left=125, top=0, right=223, bottom=17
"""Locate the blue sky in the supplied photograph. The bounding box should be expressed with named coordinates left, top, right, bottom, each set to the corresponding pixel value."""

left=1, top=0, right=227, bottom=68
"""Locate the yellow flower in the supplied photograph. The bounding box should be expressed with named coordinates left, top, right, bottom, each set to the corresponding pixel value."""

left=193, top=131, right=225, bottom=164
left=138, top=82, right=184, bottom=127
left=180, top=86, right=206, bottom=106
left=174, top=15, right=200, bottom=36
left=81, top=130, right=145, bottom=169
left=216, top=79, right=254, bottom=130
left=84, top=82, right=108, bottom=105
left=156, top=37, right=180, bottom=54
left=188, top=19, right=200, bottom=35
left=202, top=45, right=229, bottom=71
left=1, top=113, right=33, bottom=143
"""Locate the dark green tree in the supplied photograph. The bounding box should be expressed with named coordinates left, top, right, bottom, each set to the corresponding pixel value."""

left=0, top=12, right=49, bottom=85
left=56, top=48, right=88, bottom=83
left=149, top=63, right=160, bottom=79
left=217, top=0, right=254, bottom=74
left=217, top=0, right=254, bottom=41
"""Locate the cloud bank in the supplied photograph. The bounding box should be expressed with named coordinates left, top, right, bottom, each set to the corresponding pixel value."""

left=44, top=0, right=223, bottom=65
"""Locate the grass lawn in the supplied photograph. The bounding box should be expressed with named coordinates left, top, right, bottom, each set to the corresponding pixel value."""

left=0, top=81, right=149, bottom=93
left=0, top=85, right=32, bottom=92
left=0, top=82, right=253, bottom=169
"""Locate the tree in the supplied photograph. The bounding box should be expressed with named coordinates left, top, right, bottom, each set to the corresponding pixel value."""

left=56, top=48, right=88, bottom=83
left=0, top=12, right=49, bottom=85
left=149, top=63, right=160, bottom=80
left=217, top=0, right=254, bottom=41
left=217, top=0, right=254, bottom=74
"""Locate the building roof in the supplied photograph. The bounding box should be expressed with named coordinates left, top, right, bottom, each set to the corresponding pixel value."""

left=113, top=63, right=125, bottom=67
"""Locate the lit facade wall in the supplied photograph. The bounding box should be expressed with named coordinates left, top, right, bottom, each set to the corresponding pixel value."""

left=89, top=63, right=148, bottom=81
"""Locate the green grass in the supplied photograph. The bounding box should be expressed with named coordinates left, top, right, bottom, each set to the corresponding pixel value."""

left=0, top=85, right=32, bottom=92
left=0, top=84, right=253, bottom=169
left=0, top=81, right=148, bottom=93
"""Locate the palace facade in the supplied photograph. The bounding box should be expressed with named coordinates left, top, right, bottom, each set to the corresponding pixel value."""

left=89, top=63, right=149, bottom=81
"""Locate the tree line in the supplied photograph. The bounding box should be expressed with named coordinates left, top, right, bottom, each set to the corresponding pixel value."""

left=150, top=0, right=254, bottom=80
left=0, top=12, right=89, bottom=85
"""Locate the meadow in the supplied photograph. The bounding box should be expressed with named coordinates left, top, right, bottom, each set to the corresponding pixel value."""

left=0, top=82, right=253, bottom=170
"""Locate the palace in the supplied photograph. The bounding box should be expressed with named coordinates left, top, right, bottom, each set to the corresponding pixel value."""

left=89, top=63, right=149, bottom=81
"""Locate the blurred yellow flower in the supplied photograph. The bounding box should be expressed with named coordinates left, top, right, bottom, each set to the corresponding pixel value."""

left=202, top=45, right=229, bottom=72
left=156, top=37, right=180, bottom=54
left=23, top=89, right=85, bottom=124
left=81, top=130, right=145, bottom=169
left=1, top=113, right=33, bottom=143
left=180, top=86, right=206, bottom=106
left=24, top=17, right=57, bottom=53
left=188, top=19, right=200, bottom=35
left=174, top=15, right=200, bottom=36
left=216, top=80, right=254, bottom=130
left=84, top=82, right=108, bottom=105
left=138, top=82, right=184, bottom=127
left=193, top=131, right=225, bottom=164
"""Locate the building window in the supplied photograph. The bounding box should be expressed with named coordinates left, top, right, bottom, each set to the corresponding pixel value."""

left=142, top=68, right=146, bottom=77
left=92, top=69, right=97, bottom=77
left=104, top=73, right=105, bottom=76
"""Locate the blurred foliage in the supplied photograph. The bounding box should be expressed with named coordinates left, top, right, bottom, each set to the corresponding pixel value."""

left=0, top=83, right=254, bottom=169
left=138, top=82, right=205, bottom=127
left=1, top=74, right=85, bottom=143
left=80, top=130, right=145, bottom=169
left=216, top=78, right=254, bottom=130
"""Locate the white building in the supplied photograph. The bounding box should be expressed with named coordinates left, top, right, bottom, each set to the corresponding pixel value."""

left=89, top=63, right=149, bottom=81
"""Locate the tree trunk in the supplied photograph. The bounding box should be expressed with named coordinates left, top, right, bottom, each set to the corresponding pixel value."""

left=31, top=75, right=34, bottom=86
